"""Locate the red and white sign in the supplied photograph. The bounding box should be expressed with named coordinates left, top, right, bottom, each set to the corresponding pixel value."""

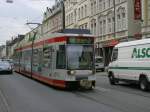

left=134, top=0, right=142, bottom=20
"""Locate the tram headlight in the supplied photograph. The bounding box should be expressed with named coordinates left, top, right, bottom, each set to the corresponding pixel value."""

left=67, top=70, right=76, bottom=75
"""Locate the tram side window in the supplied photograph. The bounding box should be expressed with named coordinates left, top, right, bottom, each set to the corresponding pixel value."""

left=43, top=46, right=54, bottom=69
left=33, top=49, right=39, bottom=66
left=56, top=45, right=66, bottom=69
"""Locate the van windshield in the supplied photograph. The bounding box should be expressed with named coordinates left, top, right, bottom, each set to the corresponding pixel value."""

left=112, top=48, right=118, bottom=61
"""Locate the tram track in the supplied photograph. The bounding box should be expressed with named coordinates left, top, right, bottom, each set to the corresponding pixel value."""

left=71, top=89, right=126, bottom=112
left=98, top=83, right=150, bottom=99
left=71, top=86, right=150, bottom=112
left=0, top=88, right=10, bottom=112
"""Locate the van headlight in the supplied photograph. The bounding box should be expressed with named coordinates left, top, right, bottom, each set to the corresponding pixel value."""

left=67, top=70, right=76, bottom=75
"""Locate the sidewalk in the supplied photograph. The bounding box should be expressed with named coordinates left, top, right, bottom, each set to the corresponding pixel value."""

left=0, top=89, right=9, bottom=112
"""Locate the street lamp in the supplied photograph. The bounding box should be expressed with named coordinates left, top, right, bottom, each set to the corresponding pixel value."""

left=6, top=0, right=13, bottom=3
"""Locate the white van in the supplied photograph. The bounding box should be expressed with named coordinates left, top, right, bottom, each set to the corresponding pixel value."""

left=95, top=56, right=104, bottom=72
left=108, top=39, right=150, bottom=91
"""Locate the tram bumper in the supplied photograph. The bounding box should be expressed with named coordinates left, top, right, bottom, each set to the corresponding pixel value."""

left=66, top=70, right=96, bottom=89
left=79, top=80, right=94, bottom=89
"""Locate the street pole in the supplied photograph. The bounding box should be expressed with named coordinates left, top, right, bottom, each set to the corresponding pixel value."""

left=31, top=31, right=37, bottom=78
left=61, top=0, right=65, bottom=30
left=26, top=22, right=41, bottom=78
left=106, top=0, right=116, bottom=66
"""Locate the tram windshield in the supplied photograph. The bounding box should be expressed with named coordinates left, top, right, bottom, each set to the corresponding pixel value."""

left=67, top=45, right=93, bottom=70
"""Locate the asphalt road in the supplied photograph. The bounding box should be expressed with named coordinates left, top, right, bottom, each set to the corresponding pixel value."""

left=0, top=72, right=150, bottom=112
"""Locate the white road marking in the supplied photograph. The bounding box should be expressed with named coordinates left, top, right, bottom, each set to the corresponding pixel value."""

left=95, top=86, right=110, bottom=92
left=0, top=89, right=10, bottom=112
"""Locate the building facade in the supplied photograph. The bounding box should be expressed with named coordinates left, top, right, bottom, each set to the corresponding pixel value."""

left=65, top=0, right=141, bottom=66
left=92, top=0, right=141, bottom=66
left=65, top=0, right=90, bottom=30
left=142, top=0, right=150, bottom=38
left=0, top=45, right=6, bottom=58
left=6, top=35, right=25, bottom=59
left=42, top=0, right=64, bottom=34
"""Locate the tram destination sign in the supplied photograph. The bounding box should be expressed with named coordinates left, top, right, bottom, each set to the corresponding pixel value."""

left=67, top=37, right=94, bottom=44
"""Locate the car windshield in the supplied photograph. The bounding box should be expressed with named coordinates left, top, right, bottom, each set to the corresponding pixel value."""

left=0, top=62, right=10, bottom=67
left=96, top=58, right=103, bottom=63
left=67, top=45, right=93, bottom=70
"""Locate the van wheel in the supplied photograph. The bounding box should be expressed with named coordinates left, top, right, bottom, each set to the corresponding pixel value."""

left=109, top=74, right=117, bottom=85
left=139, top=78, right=149, bottom=91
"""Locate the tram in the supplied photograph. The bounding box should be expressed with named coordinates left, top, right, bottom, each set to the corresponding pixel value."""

left=14, top=30, right=96, bottom=89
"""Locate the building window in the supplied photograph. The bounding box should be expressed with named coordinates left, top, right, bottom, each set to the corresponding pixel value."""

left=78, top=8, right=80, bottom=19
left=99, top=21, right=103, bottom=35
left=71, top=13, right=73, bottom=24
left=112, top=17, right=115, bottom=32
left=117, top=14, right=121, bottom=30
left=74, top=10, right=77, bottom=22
left=103, top=0, right=106, bottom=10
left=91, top=23, right=93, bottom=34
left=85, top=5, right=87, bottom=17
left=85, top=23, right=87, bottom=29
left=94, top=1, right=96, bottom=14
left=108, top=0, right=111, bottom=8
left=122, top=12, right=126, bottom=30
left=103, top=20, right=106, bottom=34
left=94, top=22, right=96, bottom=35
left=81, top=6, right=84, bottom=18
left=91, top=3, right=93, bottom=15
left=108, top=18, right=112, bottom=33
left=99, top=0, right=102, bottom=11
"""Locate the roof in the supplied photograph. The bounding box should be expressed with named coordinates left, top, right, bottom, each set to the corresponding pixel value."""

left=115, top=38, right=150, bottom=48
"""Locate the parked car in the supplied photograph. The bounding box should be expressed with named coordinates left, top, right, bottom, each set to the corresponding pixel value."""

left=1, top=58, right=14, bottom=68
left=95, top=56, right=104, bottom=72
left=0, top=61, right=13, bottom=74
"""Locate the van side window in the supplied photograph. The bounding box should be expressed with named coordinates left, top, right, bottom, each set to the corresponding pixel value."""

left=112, top=49, right=118, bottom=61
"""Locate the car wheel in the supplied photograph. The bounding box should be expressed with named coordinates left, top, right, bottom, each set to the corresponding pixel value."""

left=139, top=78, right=149, bottom=91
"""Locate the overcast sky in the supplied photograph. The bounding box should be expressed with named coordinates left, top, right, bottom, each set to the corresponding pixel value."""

left=0, top=0, right=55, bottom=45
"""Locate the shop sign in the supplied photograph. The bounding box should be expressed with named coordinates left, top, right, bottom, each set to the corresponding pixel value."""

left=134, top=0, right=142, bottom=20
left=103, top=39, right=119, bottom=47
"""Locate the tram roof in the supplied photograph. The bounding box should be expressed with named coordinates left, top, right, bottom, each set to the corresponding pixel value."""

left=15, top=29, right=95, bottom=49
